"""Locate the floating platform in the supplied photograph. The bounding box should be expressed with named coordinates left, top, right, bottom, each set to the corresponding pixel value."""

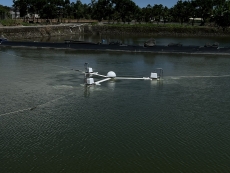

left=1, top=40, right=230, bottom=55
left=83, top=63, right=162, bottom=86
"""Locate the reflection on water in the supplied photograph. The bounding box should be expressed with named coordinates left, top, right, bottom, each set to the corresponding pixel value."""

left=11, top=34, right=230, bottom=47
left=83, top=86, right=91, bottom=98
left=83, top=85, right=103, bottom=98
left=107, top=81, right=116, bottom=90
left=0, top=46, right=230, bottom=173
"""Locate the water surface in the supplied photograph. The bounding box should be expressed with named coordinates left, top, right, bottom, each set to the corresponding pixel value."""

left=0, top=47, right=230, bottom=173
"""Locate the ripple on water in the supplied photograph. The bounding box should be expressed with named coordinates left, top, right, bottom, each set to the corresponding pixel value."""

left=1, top=48, right=230, bottom=173
left=52, top=85, right=74, bottom=89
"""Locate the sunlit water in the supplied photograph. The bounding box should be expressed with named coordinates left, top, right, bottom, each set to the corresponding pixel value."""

left=0, top=46, right=230, bottom=173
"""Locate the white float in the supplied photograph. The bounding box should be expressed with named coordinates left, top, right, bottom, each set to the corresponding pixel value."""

left=150, top=72, right=158, bottom=79
left=86, top=78, right=94, bottom=85
left=107, top=71, right=116, bottom=78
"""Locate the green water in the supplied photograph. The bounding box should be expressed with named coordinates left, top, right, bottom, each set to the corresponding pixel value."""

left=0, top=47, right=230, bottom=173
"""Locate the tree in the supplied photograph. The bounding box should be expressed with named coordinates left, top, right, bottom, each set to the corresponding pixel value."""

left=0, top=5, right=10, bottom=19
left=152, top=4, right=164, bottom=24
left=194, top=0, right=214, bottom=25
left=213, top=0, right=230, bottom=30
left=162, top=6, right=169, bottom=24
left=82, top=4, right=90, bottom=19
left=41, top=2, right=57, bottom=20
left=13, top=0, right=27, bottom=18
left=142, top=4, right=152, bottom=23
left=190, top=0, right=199, bottom=26
left=133, top=6, right=143, bottom=24
left=171, top=0, right=191, bottom=25
left=74, top=0, right=84, bottom=21
left=64, top=1, right=72, bottom=19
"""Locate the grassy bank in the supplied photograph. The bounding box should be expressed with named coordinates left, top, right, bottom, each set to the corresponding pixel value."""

left=0, top=19, right=36, bottom=26
left=90, top=23, right=229, bottom=36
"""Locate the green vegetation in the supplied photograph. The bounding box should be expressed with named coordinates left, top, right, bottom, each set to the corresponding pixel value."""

left=0, top=18, right=41, bottom=26
left=0, top=0, right=230, bottom=34
left=0, top=19, right=17, bottom=26
left=0, top=4, right=10, bottom=20
left=95, top=23, right=225, bottom=35
left=7, top=0, right=230, bottom=30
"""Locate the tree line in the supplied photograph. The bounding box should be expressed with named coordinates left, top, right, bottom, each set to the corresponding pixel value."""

left=0, top=5, right=11, bottom=20
left=6, top=0, right=230, bottom=29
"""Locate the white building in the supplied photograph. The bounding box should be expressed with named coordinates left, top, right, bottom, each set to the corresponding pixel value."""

left=9, top=8, right=20, bottom=19
left=189, top=18, right=203, bottom=23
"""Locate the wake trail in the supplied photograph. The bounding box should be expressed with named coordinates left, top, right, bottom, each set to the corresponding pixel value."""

left=168, top=74, right=230, bottom=79
left=0, top=51, right=84, bottom=117
left=0, top=93, right=74, bottom=117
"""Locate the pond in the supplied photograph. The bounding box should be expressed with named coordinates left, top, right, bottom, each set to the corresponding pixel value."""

left=0, top=37, right=230, bottom=173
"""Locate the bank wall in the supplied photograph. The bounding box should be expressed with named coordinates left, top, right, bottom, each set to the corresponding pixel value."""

left=1, top=24, right=230, bottom=39
left=0, top=24, right=84, bottom=39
